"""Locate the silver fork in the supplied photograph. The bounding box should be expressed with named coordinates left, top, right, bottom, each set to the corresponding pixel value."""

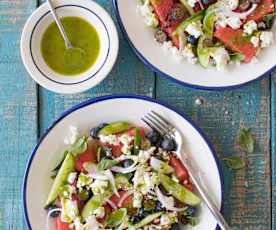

left=142, top=111, right=231, bottom=230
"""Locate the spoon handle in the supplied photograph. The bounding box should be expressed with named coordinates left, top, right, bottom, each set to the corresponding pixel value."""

left=47, top=0, right=72, bottom=49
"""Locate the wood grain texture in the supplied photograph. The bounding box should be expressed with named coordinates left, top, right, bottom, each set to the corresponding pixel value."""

left=0, top=1, right=38, bottom=230
left=271, top=71, right=276, bottom=230
left=38, top=0, right=155, bottom=134
left=156, top=77, right=271, bottom=229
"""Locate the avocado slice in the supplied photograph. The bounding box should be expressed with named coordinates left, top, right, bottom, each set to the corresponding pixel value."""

left=160, top=174, right=201, bottom=206
left=45, top=153, right=75, bottom=207
left=98, top=122, right=130, bottom=135
left=134, top=212, right=163, bottom=228
left=81, top=191, right=111, bottom=220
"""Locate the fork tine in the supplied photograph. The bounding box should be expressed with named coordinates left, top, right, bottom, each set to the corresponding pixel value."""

left=144, top=115, right=167, bottom=134
left=141, top=117, right=164, bottom=135
left=148, top=112, right=170, bottom=131
left=151, top=111, right=172, bottom=127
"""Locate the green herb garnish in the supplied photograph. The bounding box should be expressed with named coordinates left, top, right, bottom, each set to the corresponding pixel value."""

left=96, top=158, right=118, bottom=171
left=239, top=128, right=255, bottom=153
left=223, top=156, right=246, bottom=170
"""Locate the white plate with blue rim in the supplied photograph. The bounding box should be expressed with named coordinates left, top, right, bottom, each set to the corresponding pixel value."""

left=21, top=0, right=118, bottom=94
left=113, top=0, right=276, bottom=90
left=23, top=95, right=224, bottom=230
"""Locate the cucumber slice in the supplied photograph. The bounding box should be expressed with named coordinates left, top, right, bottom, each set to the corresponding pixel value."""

left=45, top=153, right=75, bottom=207
left=98, top=122, right=130, bottom=135
left=105, top=208, right=127, bottom=227
left=173, top=10, right=205, bottom=36
left=134, top=212, right=163, bottom=228
left=81, top=191, right=111, bottom=220
left=160, top=174, right=201, bottom=206
left=179, top=0, right=195, bottom=15
left=203, top=5, right=216, bottom=37
left=197, top=36, right=211, bottom=68
left=115, top=175, right=131, bottom=190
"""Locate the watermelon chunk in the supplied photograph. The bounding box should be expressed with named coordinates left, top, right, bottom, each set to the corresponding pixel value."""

left=214, top=27, right=257, bottom=63
left=246, top=0, right=274, bottom=22
left=150, top=0, right=174, bottom=24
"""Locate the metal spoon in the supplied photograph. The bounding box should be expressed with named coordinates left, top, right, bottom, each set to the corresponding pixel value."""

left=47, top=0, right=85, bottom=71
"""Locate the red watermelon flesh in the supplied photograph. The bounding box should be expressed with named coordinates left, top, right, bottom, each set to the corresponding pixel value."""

left=150, top=0, right=174, bottom=24
left=214, top=27, right=257, bottom=63
left=246, top=0, right=274, bottom=22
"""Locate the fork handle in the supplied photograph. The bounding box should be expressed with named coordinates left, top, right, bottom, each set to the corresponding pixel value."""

left=181, top=154, right=231, bottom=230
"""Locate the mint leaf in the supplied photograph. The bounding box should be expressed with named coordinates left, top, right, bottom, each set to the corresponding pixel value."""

left=239, top=128, right=255, bottom=153
left=97, top=158, right=118, bottom=171
left=223, top=156, right=245, bottom=170
left=105, top=208, right=127, bottom=227
left=69, top=136, right=88, bottom=156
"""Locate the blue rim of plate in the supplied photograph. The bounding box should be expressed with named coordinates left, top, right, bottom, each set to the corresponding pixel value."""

left=22, top=94, right=224, bottom=230
left=112, top=0, right=275, bottom=91
left=30, top=4, right=110, bottom=85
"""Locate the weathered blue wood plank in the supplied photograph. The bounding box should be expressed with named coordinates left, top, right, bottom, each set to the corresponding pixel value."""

left=0, top=1, right=38, bottom=230
left=271, top=71, right=276, bottom=230
left=156, top=77, right=271, bottom=229
left=38, top=0, right=155, bottom=133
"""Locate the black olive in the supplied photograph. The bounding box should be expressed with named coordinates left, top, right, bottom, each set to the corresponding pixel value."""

left=90, top=123, right=108, bottom=139
left=239, top=0, right=251, bottom=11
left=171, top=223, right=180, bottom=230
left=130, top=215, right=142, bottom=224
left=169, top=4, right=189, bottom=21
left=122, top=159, right=134, bottom=168
left=101, top=146, right=112, bottom=158
left=46, top=204, right=60, bottom=218
left=146, top=130, right=161, bottom=145
left=161, top=138, right=177, bottom=151
left=155, top=200, right=164, bottom=211
left=187, top=35, right=197, bottom=45
left=203, top=38, right=213, bottom=47
left=186, top=206, right=197, bottom=216
left=154, top=29, right=167, bottom=43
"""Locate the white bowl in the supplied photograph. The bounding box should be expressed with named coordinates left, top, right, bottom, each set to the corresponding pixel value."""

left=23, top=95, right=224, bottom=230
left=113, top=0, right=276, bottom=90
left=21, top=0, right=118, bottom=94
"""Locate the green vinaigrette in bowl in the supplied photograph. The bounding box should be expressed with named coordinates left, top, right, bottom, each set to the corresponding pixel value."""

left=41, top=16, right=100, bottom=76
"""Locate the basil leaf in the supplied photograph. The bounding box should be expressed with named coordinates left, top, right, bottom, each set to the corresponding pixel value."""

left=97, top=158, right=118, bottom=171
left=230, top=53, right=245, bottom=62
left=105, top=208, right=127, bottom=227
left=223, top=156, right=246, bottom=170
left=239, top=128, right=255, bottom=153
left=69, top=136, right=88, bottom=156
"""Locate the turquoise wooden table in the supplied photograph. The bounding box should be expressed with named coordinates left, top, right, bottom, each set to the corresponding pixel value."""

left=0, top=0, right=275, bottom=229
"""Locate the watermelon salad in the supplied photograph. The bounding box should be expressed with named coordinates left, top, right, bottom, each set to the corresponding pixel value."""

left=137, top=0, right=275, bottom=70
left=45, top=122, right=201, bottom=230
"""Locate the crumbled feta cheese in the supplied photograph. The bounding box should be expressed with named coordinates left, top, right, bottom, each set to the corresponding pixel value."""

left=162, top=41, right=173, bottom=51
left=260, top=31, right=274, bottom=47
left=187, top=0, right=198, bottom=7
left=98, top=134, right=120, bottom=145
left=250, top=36, right=259, bottom=47
left=73, top=217, right=83, bottom=230
left=77, top=173, right=93, bottom=189
left=227, top=16, right=242, bottom=29
left=90, top=179, right=109, bottom=195
left=61, top=198, right=79, bottom=223
left=85, top=215, right=101, bottom=230
left=243, top=20, right=257, bottom=35
left=211, top=47, right=230, bottom=71
left=118, top=134, right=133, bottom=155
left=182, top=44, right=195, bottom=59
left=138, top=0, right=159, bottom=27
left=250, top=56, right=259, bottom=64
left=144, top=172, right=154, bottom=191
left=93, top=207, right=105, bottom=219
left=67, top=172, right=77, bottom=184
left=185, top=22, right=203, bottom=38
left=171, top=46, right=184, bottom=62
left=216, top=14, right=228, bottom=28
left=138, top=147, right=156, bottom=163
left=133, top=191, right=143, bottom=208
left=64, top=126, right=80, bottom=145
left=227, top=0, right=239, bottom=10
